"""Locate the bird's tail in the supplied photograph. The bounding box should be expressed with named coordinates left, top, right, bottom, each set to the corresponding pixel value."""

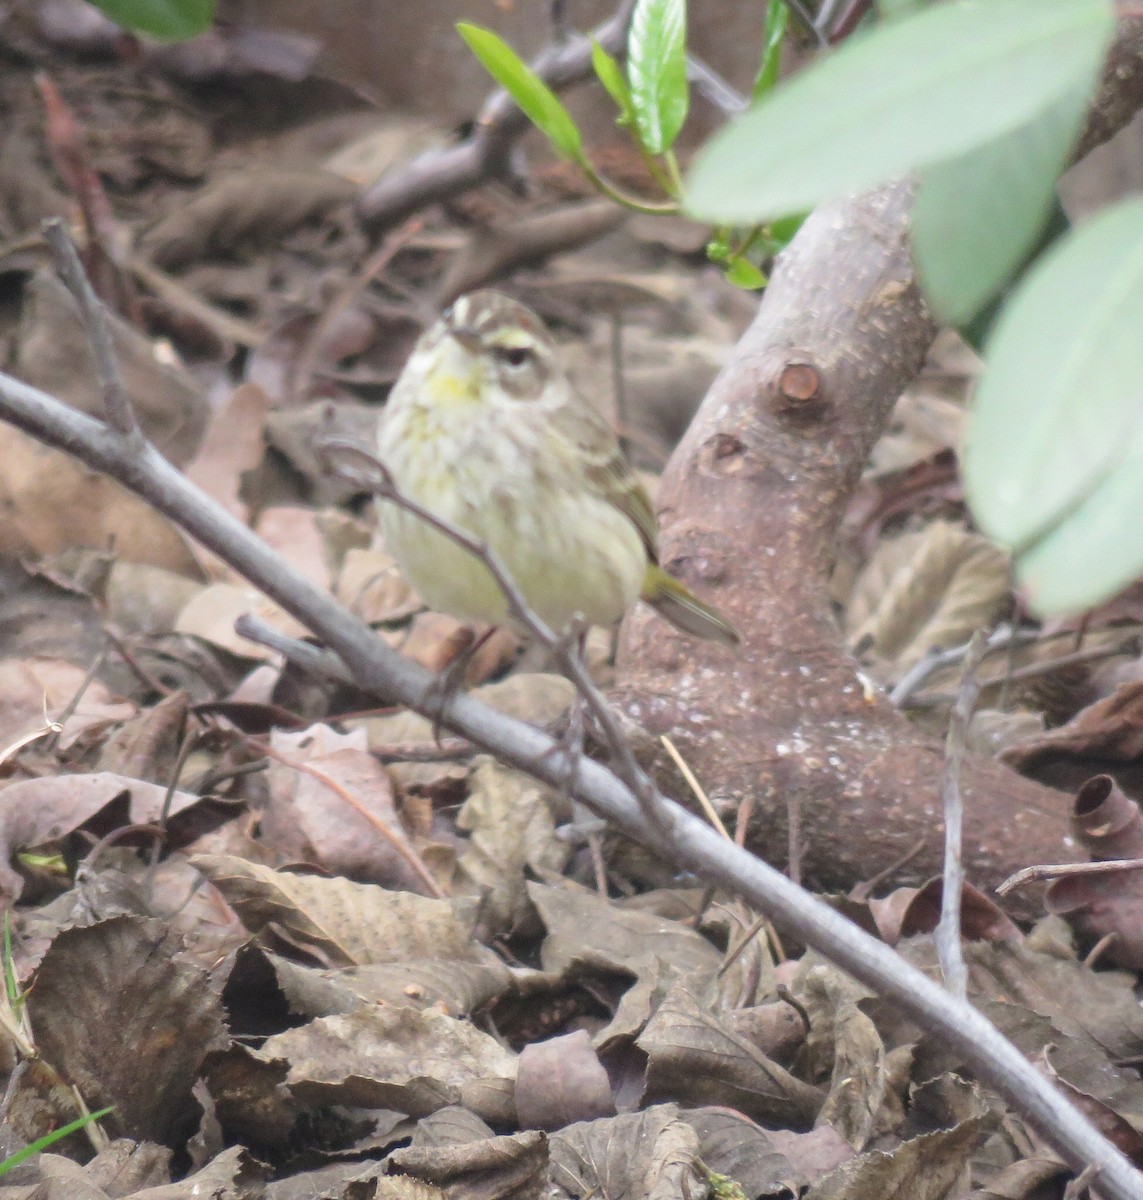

left=641, top=564, right=741, bottom=646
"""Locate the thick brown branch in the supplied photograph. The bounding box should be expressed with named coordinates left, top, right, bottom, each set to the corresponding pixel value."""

left=614, top=18, right=1143, bottom=899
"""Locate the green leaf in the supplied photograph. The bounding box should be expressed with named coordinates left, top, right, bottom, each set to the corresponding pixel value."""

left=685, top=0, right=1113, bottom=224
left=627, top=0, right=690, bottom=155
left=765, top=213, right=806, bottom=249
left=753, top=1, right=789, bottom=100
left=912, top=81, right=1089, bottom=324
left=457, top=23, right=584, bottom=162
left=963, top=198, right=1143, bottom=615
left=592, top=40, right=635, bottom=126
left=0, top=1108, right=114, bottom=1178
left=724, top=258, right=768, bottom=289
left=878, top=0, right=934, bottom=17
left=86, top=0, right=215, bottom=39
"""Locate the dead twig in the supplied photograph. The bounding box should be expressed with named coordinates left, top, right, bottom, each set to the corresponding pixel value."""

left=936, top=631, right=987, bottom=999
left=44, top=220, right=140, bottom=441
left=358, top=1, right=637, bottom=231
left=889, top=625, right=1035, bottom=708
left=996, top=856, right=1143, bottom=897
left=289, top=216, right=423, bottom=405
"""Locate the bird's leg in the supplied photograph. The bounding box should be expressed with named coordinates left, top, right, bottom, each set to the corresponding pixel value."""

left=423, top=625, right=497, bottom=744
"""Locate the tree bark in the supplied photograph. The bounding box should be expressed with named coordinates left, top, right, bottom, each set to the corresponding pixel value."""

left=615, top=21, right=1143, bottom=899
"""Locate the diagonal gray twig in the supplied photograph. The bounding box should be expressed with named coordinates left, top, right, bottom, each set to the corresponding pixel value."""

left=358, top=0, right=637, bottom=230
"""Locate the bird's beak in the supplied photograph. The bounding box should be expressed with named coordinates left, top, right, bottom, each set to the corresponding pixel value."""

left=447, top=325, right=483, bottom=354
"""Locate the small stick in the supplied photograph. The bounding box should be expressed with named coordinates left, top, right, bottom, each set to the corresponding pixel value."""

left=996, top=857, right=1143, bottom=897
left=43, top=219, right=141, bottom=442
left=936, top=631, right=988, bottom=999
left=289, top=216, right=422, bottom=406
left=358, top=0, right=637, bottom=230
left=661, top=734, right=728, bottom=839
left=889, top=625, right=1036, bottom=708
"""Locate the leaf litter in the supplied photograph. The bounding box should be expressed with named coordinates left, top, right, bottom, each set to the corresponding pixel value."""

left=0, top=13, right=1139, bottom=1200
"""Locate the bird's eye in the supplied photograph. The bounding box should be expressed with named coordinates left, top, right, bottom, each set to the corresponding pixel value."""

left=495, top=346, right=531, bottom=368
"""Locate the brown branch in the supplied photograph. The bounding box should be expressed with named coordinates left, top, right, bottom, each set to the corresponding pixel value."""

left=614, top=16, right=1143, bottom=904
left=357, top=1, right=636, bottom=231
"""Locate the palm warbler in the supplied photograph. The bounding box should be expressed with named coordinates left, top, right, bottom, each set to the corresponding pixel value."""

left=376, top=290, right=739, bottom=646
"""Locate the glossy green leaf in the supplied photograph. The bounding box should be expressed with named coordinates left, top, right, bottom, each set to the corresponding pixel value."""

left=457, top=23, right=584, bottom=162
left=964, top=198, right=1143, bottom=614
left=878, top=0, right=933, bottom=17
left=87, top=0, right=214, bottom=39
left=753, top=0, right=789, bottom=100
left=627, top=0, right=690, bottom=155
left=724, top=258, right=768, bottom=289
left=685, top=0, right=1113, bottom=223
left=912, top=82, right=1088, bottom=323
left=592, top=40, right=635, bottom=126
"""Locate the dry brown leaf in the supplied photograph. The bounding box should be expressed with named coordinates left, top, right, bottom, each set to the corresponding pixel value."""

left=1003, top=681, right=1143, bottom=794
left=105, top=561, right=202, bottom=637
left=0, top=771, right=203, bottom=901
left=390, top=1125, right=546, bottom=1196
left=455, top=757, right=569, bottom=938
left=548, top=1106, right=704, bottom=1200
left=681, top=1107, right=803, bottom=1196
left=868, top=878, right=1022, bottom=946
left=253, top=507, right=332, bottom=594
left=30, top=916, right=229, bottom=1143
left=1045, top=868, right=1143, bottom=970
left=529, top=880, right=721, bottom=979
left=515, top=1030, right=616, bottom=1131
left=263, top=723, right=431, bottom=891
left=191, top=854, right=482, bottom=966
left=185, top=382, right=272, bottom=522
left=0, top=424, right=201, bottom=575
left=267, top=952, right=511, bottom=1020
left=639, top=985, right=823, bottom=1130
left=15, top=269, right=208, bottom=464
left=804, top=1077, right=993, bottom=1200
left=95, top=689, right=188, bottom=783
left=727, top=1002, right=807, bottom=1066
left=175, top=582, right=310, bottom=660
left=258, top=1003, right=517, bottom=1121
left=335, top=545, right=421, bottom=625
left=845, top=521, right=1010, bottom=672
left=263, top=400, right=378, bottom=504
left=0, top=657, right=135, bottom=755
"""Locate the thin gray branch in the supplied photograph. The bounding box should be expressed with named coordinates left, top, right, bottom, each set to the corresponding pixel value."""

left=358, top=0, right=637, bottom=231
left=0, top=369, right=1141, bottom=1199
left=936, top=631, right=987, bottom=1000
left=43, top=219, right=141, bottom=442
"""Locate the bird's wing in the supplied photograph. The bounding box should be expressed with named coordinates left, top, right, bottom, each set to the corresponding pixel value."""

left=550, top=397, right=659, bottom=563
